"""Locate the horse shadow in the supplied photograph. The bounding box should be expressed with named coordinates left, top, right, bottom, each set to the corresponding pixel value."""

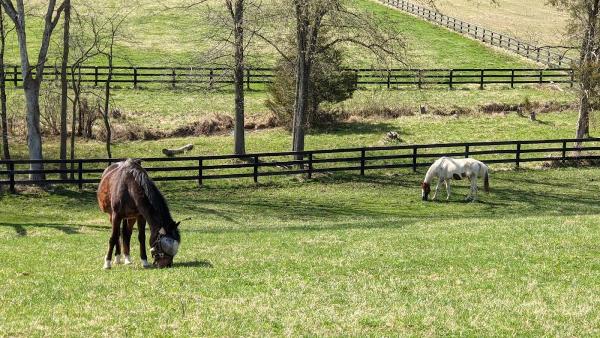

left=173, top=260, right=213, bottom=268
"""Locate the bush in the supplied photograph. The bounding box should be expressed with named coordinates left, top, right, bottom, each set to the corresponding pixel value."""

left=265, top=45, right=356, bottom=128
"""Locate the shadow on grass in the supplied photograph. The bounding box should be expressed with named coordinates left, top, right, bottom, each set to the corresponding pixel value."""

left=0, top=221, right=107, bottom=236
left=310, top=121, right=406, bottom=136
left=174, top=260, right=214, bottom=268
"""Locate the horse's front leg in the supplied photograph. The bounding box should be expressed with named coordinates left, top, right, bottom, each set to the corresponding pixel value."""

left=104, top=214, right=122, bottom=269
left=432, top=178, right=443, bottom=200
left=122, top=218, right=135, bottom=265
left=444, top=180, right=451, bottom=200
left=137, top=216, right=151, bottom=268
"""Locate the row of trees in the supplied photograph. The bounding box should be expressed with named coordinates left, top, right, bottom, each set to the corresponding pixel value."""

left=0, top=0, right=599, bottom=181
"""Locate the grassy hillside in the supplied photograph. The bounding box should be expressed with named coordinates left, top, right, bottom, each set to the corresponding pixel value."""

left=2, top=166, right=600, bottom=335
left=4, top=0, right=534, bottom=68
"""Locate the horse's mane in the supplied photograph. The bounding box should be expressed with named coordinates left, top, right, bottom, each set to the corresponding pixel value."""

left=121, top=159, right=178, bottom=237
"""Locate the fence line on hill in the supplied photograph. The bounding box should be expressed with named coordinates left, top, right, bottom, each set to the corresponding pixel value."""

left=379, top=0, right=574, bottom=68
left=1, top=138, right=599, bottom=192
left=3, top=65, right=575, bottom=90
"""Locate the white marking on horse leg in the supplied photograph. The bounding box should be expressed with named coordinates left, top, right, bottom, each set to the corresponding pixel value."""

left=114, top=254, right=122, bottom=264
left=103, top=259, right=112, bottom=269
left=445, top=180, right=451, bottom=200
left=433, top=179, right=443, bottom=200
left=124, top=255, right=132, bottom=265
left=141, top=259, right=151, bottom=268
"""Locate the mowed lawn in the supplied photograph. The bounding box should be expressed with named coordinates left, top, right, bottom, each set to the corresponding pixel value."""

left=1, top=166, right=600, bottom=335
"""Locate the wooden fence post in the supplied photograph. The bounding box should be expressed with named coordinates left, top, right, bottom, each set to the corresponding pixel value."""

left=465, top=145, right=470, bottom=158
left=94, top=66, right=99, bottom=86
left=417, top=70, right=422, bottom=89
left=360, top=149, right=366, bottom=176
left=412, top=147, right=418, bottom=172
left=13, top=66, right=18, bottom=86
left=515, top=143, right=521, bottom=168
left=510, top=69, right=515, bottom=89
left=539, top=70, right=543, bottom=84
left=253, top=155, right=259, bottom=183
left=171, top=69, right=176, bottom=88
left=8, top=162, right=15, bottom=194
left=480, top=70, right=484, bottom=90
left=449, top=69, right=453, bottom=90
left=387, top=70, right=391, bottom=89
left=133, top=67, right=138, bottom=89
left=246, top=68, right=251, bottom=90
left=198, top=158, right=203, bottom=186
left=308, top=152, right=313, bottom=179
left=562, top=141, right=567, bottom=163
left=78, top=160, right=83, bottom=190
left=570, top=69, right=575, bottom=88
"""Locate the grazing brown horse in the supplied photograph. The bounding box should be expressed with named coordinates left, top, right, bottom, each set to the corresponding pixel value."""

left=97, top=159, right=181, bottom=269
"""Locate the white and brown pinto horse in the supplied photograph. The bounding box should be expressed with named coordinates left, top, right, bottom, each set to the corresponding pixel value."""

left=97, top=159, right=181, bottom=269
left=421, top=157, right=490, bottom=201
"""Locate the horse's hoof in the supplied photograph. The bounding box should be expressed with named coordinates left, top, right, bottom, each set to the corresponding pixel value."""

left=124, top=255, right=133, bottom=265
left=141, top=259, right=151, bottom=268
left=103, top=260, right=112, bottom=269
left=113, top=255, right=122, bottom=265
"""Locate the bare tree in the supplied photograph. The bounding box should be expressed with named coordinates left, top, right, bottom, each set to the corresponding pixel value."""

left=59, top=0, right=70, bottom=178
left=0, top=0, right=67, bottom=180
left=0, top=5, right=11, bottom=160
left=285, top=0, right=404, bottom=157
left=548, top=0, right=600, bottom=143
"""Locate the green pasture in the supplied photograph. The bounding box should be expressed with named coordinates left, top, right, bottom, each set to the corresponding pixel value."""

left=5, top=0, right=533, bottom=69
left=1, top=166, right=600, bottom=335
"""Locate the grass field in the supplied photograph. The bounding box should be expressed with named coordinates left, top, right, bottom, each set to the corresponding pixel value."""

left=2, top=165, right=600, bottom=335
left=410, top=0, right=570, bottom=48
left=5, top=0, right=533, bottom=68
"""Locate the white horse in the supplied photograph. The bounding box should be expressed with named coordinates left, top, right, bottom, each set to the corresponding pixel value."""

left=421, top=157, right=489, bottom=201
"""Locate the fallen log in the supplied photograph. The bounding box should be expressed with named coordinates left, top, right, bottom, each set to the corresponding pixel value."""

left=162, top=144, right=194, bottom=157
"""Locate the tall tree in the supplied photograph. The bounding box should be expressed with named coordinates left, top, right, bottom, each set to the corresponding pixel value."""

left=0, top=5, right=10, bottom=160
left=287, top=0, right=404, bottom=157
left=549, top=0, right=600, bottom=143
left=0, top=0, right=66, bottom=180
left=227, top=0, right=246, bottom=156
left=59, top=0, right=71, bottom=178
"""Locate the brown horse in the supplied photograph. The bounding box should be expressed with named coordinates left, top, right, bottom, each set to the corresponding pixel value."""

left=97, top=159, right=181, bottom=269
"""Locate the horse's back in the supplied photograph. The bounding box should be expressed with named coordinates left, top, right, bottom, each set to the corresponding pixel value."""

left=97, top=163, right=122, bottom=214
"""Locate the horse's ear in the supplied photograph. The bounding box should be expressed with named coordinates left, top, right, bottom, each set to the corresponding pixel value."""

left=175, top=221, right=181, bottom=227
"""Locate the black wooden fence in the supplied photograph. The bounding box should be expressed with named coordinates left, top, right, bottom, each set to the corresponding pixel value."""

left=1, top=138, right=599, bottom=192
left=4, top=65, right=574, bottom=90
left=380, top=0, right=574, bottom=67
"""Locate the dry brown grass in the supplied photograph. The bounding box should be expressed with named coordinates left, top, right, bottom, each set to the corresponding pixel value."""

left=410, top=0, right=570, bottom=48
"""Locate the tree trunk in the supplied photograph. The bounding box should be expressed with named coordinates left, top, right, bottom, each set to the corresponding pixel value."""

left=0, top=5, right=10, bottom=160
left=103, top=54, right=112, bottom=159
left=24, top=80, right=45, bottom=180
left=69, top=66, right=80, bottom=179
left=292, top=3, right=310, bottom=160
left=233, top=0, right=246, bottom=156
left=575, top=0, right=600, bottom=147
left=59, top=0, right=70, bottom=179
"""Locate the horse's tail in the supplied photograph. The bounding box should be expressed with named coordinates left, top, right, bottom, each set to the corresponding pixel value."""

left=483, top=165, right=490, bottom=193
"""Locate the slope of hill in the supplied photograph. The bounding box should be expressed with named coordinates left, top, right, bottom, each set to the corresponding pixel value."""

left=3, top=0, right=533, bottom=68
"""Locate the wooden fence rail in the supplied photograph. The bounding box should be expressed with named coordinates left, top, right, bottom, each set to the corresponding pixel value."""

left=380, top=0, right=574, bottom=67
left=3, top=65, right=575, bottom=90
left=1, top=138, right=598, bottom=192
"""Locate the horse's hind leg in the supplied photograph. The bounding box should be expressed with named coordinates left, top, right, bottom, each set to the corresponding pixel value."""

left=104, top=214, right=122, bottom=269
left=122, top=218, right=135, bottom=265
left=137, top=216, right=151, bottom=268
left=444, top=180, right=451, bottom=200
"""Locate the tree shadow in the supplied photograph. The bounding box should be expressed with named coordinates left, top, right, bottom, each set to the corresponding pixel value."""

left=0, top=221, right=106, bottom=237
left=310, top=121, right=407, bottom=136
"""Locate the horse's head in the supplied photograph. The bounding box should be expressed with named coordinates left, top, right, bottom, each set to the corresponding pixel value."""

left=421, top=182, right=431, bottom=201
left=151, top=221, right=181, bottom=268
